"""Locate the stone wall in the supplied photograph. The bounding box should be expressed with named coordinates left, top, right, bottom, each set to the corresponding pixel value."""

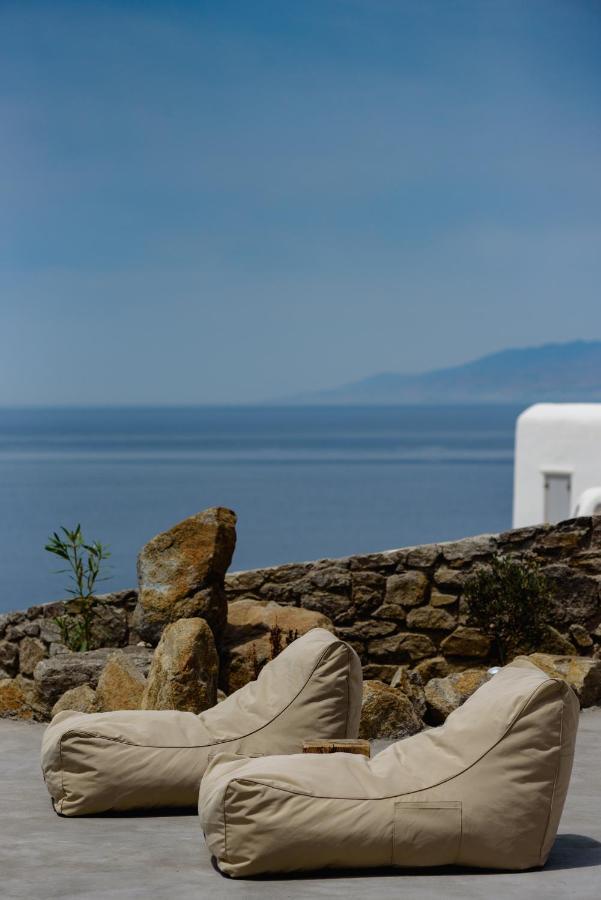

left=2, top=515, right=601, bottom=720
left=225, top=516, right=601, bottom=682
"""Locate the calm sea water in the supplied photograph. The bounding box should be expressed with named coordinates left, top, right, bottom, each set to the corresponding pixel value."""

left=0, top=405, right=523, bottom=613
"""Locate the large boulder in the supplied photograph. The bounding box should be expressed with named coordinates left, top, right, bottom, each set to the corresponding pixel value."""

left=424, top=669, right=488, bottom=724
left=133, top=507, right=237, bottom=645
left=358, top=680, right=423, bottom=740
left=526, top=653, right=601, bottom=708
left=33, top=646, right=153, bottom=709
left=51, top=684, right=99, bottom=717
left=222, top=599, right=334, bottom=693
left=141, top=617, right=218, bottom=713
left=95, top=651, right=147, bottom=711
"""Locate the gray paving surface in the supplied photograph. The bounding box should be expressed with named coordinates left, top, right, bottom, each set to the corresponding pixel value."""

left=1, top=711, right=600, bottom=899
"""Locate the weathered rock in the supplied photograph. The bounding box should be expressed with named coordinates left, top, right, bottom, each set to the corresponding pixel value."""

left=141, top=618, right=218, bottom=713
left=412, top=655, right=451, bottom=683
left=543, top=564, right=600, bottom=625
left=96, top=651, right=146, bottom=711
left=406, top=606, right=456, bottom=631
left=433, top=566, right=467, bottom=590
left=223, top=599, right=334, bottom=692
left=225, top=569, right=267, bottom=596
left=0, top=677, right=32, bottom=719
left=0, top=640, right=18, bottom=677
left=38, top=618, right=62, bottom=645
left=34, top=646, right=153, bottom=707
left=569, top=624, right=593, bottom=649
left=14, top=674, right=47, bottom=719
left=441, top=535, right=497, bottom=565
left=133, top=507, right=237, bottom=644
left=308, top=567, right=351, bottom=593
left=90, top=603, right=128, bottom=648
left=300, top=591, right=353, bottom=623
left=5, top=621, right=39, bottom=639
left=338, top=620, right=396, bottom=640
left=534, top=526, right=589, bottom=552
left=425, top=669, right=488, bottom=724
left=526, top=653, right=601, bottom=708
left=538, top=625, right=576, bottom=655
left=440, top=626, right=491, bottom=658
left=18, top=637, right=46, bottom=676
left=369, top=632, right=436, bottom=663
left=362, top=664, right=399, bottom=683
left=384, top=571, right=429, bottom=608
left=51, top=684, right=98, bottom=717
left=351, top=572, right=386, bottom=614
left=405, top=544, right=440, bottom=568
left=372, top=601, right=407, bottom=621
left=349, top=552, right=401, bottom=573
left=430, top=589, right=458, bottom=607
left=358, top=680, right=423, bottom=739
left=390, top=666, right=427, bottom=719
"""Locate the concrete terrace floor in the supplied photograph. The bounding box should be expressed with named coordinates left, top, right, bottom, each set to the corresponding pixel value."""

left=1, top=712, right=600, bottom=900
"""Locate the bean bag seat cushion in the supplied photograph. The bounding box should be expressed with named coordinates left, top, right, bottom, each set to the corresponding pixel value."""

left=199, top=658, right=578, bottom=877
left=41, top=628, right=361, bottom=816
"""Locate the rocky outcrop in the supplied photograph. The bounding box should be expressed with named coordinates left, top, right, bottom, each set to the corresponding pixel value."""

left=141, top=618, right=218, bottom=713
left=424, top=669, right=489, bottom=724
left=526, top=653, right=601, bottom=708
left=133, top=508, right=236, bottom=645
left=358, top=680, right=423, bottom=739
left=95, top=651, right=147, bottom=711
left=222, top=599, right=334, bottom=692
left=51, top=684, right=98, bottom=717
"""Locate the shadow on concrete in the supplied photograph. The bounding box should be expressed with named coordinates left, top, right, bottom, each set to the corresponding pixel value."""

left=214, top=834, right=601, bottom=881
left=545, top=833, right=601, bottom=871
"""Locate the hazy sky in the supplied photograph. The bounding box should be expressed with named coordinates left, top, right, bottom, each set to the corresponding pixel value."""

left=1, top=0, right=600, bottom=404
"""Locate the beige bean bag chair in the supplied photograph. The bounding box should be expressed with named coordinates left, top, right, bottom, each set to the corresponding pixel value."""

left=41, top=628, right=361, bottom=816
left=200, top=659, right=578, bottom=877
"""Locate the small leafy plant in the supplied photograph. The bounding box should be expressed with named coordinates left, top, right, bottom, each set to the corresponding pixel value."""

left=464, top=554, right=549, bottom=665
left=45, top=525, right=111, bottom=652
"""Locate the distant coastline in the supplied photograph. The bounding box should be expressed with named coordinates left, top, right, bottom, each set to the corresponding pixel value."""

left=280, top=340, right=601, bottom=406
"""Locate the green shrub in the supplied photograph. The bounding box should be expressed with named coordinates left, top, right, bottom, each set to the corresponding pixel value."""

left=45, top=524, right=111, bottom=652
left=464, top=554, right=550, bottom=664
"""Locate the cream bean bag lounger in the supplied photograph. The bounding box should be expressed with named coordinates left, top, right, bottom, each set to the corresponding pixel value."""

left=199, top=659, right=579, bottom=877
left=41, top=628, right=361, bottom=815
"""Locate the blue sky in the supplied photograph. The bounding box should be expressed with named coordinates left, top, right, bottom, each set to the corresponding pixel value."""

left=1, top=0, right=600, bottom=404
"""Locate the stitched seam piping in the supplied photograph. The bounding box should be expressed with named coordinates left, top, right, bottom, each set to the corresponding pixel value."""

left=538, top=689, right=566, bottom=863
left=223, top=678, right=559, bottom=803
left=56, top=637, right=345, bottom=752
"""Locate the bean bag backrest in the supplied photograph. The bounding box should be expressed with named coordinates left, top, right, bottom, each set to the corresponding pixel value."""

left=199, top=659, right=579, bottom=876
left=42, top=628, right=362, bottom=815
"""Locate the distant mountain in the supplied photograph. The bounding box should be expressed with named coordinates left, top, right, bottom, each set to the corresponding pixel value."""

left=285, top=341, right=601, bottom=405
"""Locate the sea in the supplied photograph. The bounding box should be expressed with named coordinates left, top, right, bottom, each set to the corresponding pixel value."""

left=0, top=405, right=524, bottom=614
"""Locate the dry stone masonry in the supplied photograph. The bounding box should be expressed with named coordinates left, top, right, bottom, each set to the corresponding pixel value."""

left=1, top=511, right=600, bottom=727
left=225, top=516, right=601, bottom=679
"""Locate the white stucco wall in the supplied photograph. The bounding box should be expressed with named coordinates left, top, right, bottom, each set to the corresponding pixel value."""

left=513, top=403, right=601, bottom=527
